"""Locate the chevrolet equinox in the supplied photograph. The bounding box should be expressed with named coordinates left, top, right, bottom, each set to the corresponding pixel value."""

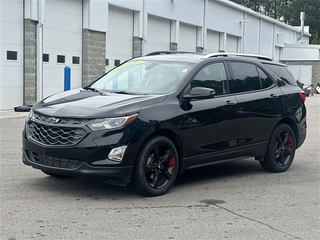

left=22, top=52, right=307, bottom=196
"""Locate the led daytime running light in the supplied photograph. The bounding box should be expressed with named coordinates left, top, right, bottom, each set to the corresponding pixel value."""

left=88, top=114, right=138, bottom=131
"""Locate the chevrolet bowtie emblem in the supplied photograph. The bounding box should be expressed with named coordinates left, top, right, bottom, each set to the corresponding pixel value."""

left=48, top=117, right=60, bottom=123
left=53, top=118, right=60, bottom=123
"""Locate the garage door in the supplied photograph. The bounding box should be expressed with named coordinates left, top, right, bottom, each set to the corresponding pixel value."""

left=178, top=23, right=197, bottom=52
left=0, top=0, right=23, bottom=109
left=206, top=29, right=220, bottom=54
left=106, top=6, right=133, bottom=71
left=226, top=34, right=238, bottom=52
left=145, top=15, right=170, bottom=54
left=43, top=0, right=82, bottom=98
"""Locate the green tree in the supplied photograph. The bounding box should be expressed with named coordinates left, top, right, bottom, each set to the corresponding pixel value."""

left=231, top=0, right=289, bottom=20
left=283, top=0, right=320, bottom=44
left=230, top=0, right=320, bottom=44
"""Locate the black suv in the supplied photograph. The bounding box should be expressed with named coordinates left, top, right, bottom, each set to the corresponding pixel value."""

left=22, top=52, right=307, bottom=196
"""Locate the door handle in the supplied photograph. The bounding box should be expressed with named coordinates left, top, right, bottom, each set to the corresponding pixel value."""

left=269, top=94, right=279, bottom=99
left=225, top=101, right=237, bottom=106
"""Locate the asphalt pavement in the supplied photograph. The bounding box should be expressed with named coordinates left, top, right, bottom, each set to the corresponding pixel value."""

left=0, top=95, right=319, bottom=240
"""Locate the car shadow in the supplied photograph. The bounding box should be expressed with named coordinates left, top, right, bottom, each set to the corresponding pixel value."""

left=25, top=174, right=137, bottom=199
left=25, top=159, right=264, bottom=199
left=175, top=159, right=264, bottom=187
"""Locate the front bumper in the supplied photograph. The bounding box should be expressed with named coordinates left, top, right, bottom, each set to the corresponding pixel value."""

left=22, top=150, right=133, bottom=186
left=22, top=120, right=145, bottom=186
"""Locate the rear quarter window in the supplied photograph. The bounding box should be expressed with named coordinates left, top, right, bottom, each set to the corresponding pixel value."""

left=263, top=64, right=297, bottom=86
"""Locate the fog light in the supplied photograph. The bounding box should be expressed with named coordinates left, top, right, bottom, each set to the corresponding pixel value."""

left=108, top=146, right=127, bottom=162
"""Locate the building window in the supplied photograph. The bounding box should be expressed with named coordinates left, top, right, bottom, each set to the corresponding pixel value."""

left=72, top=56, right=80, bottom=64
left=114, top=59, right=121, bottom=66
left=57, top=55, right=65, bottom=63
left=106, top=59, right=109, bottom=66
left=7, top=51, right=17, bottom=60
left=43, top=54, right=49, bottom=62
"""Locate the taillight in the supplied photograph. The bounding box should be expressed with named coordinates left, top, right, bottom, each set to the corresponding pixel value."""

left=298, top=90, right=306, bottom=102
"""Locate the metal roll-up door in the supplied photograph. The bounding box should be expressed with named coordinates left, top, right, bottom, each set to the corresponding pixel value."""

left=146, top=15, right=170, bottom=54
left=206, top=30, right=220, bottom=53
left=106, top=6, right=133, bottom=71
left=179, top=23, right=197, bottom=52
left=43, top=0, right=82, bottom=98
left=0, top=0, right=23, bottom=109
left=226, top=34, right=238, bottom=52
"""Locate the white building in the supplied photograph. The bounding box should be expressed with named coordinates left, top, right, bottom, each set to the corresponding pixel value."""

left=0, top=0, right=315, bottom=110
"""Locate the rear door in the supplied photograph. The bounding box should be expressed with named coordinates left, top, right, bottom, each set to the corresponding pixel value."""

left=228, top=61, right=284, bottom=158
left=185, top=62, right=238, bottom=166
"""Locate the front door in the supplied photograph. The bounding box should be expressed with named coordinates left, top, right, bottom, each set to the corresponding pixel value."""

left=185, top=62, right=238, bottom=166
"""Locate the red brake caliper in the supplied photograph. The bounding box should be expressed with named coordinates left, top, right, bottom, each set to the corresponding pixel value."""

left=168, top=156, right=175, bottom=171
left=287, top=135, right=293, bottom=147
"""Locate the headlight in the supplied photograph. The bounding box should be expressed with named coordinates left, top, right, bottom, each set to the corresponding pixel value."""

left=25, top=108, right=34, bottom=122
left=88, top=114, right=138, bottom=131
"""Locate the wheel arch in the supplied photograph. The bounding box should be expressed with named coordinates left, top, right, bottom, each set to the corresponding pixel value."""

left=140, top=128, right=186, bottom=174
left=277, top=117, right=299, bottom=146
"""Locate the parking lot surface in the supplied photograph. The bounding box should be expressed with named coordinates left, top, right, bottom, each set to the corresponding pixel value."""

left=1, top=95, right=319, bottom=239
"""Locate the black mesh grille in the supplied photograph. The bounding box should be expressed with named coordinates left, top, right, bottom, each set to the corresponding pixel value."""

left=28, top=122, right=87, bottom=146
left=29, top=152, right=80, bottom=169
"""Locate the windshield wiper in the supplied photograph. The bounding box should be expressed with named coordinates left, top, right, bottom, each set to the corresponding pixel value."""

left=110, top=91, right=129, bottom=94
left=109, top=91, right=149, bottom=95
left=83, top=87, right=105, bottom=95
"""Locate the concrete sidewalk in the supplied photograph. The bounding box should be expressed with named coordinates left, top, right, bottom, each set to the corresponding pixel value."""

left=0, top=109, right=30, bottom=119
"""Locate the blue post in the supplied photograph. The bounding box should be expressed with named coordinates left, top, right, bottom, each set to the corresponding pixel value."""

left=64, top=66, right=71, bottom=91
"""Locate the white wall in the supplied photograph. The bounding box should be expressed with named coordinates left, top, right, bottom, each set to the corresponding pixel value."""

left=288, top=65, right=312, bottom=85
left=147, top=0, right=204, bottom=27
left=283, top=46, right=320, bottom=61
left=243, top=14, right=260, bottom=54
left=0, top=0, right=23, bottom=110
left=207, top=0, right=242, bottom=37
left=259, top=21, right=274, bottom=57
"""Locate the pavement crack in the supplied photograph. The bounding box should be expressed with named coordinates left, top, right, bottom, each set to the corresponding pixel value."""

left=212, top=203, right=302, bottom=240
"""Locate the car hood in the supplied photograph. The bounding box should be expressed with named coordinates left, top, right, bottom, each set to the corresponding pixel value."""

left=33, top=88, right=167, bottom=118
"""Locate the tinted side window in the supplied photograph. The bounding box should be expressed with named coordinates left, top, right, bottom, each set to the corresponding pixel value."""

left=192, top=62, right=229, bottom=95
left=263, top=64, right=296, bottom=85
left=230, top=62, right=261, bottom=93
left=258, top=67, right=274, bottom=89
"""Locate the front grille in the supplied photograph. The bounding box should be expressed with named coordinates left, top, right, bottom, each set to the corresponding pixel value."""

left=28, top=121, right=87, bottom=146
left=33, top=112, right=91, bottom=125
left=28, top=152, right=80, bottom=169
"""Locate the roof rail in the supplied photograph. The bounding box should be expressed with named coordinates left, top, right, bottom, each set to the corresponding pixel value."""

left=145, top=51, right=198, bottom=56
left=202, top=53, right=273, bottom=61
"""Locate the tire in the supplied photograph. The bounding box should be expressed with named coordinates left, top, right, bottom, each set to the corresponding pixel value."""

left=132, top=136, right=179, bottom=196
left=260, top=124, right=296, bottom=172
left=41, top=170, right=73, bottom=178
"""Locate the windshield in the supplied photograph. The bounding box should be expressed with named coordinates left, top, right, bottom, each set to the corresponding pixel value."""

left=90, top=60, right=194, bottom=94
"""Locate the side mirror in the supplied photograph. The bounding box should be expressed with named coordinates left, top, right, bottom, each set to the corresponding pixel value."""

left=183, top=87, right=216, bottom=99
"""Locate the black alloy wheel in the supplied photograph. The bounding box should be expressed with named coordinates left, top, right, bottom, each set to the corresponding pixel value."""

left=132, top=136, right=179, bottom=196
left=260, top=124, right=296, bottom=172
